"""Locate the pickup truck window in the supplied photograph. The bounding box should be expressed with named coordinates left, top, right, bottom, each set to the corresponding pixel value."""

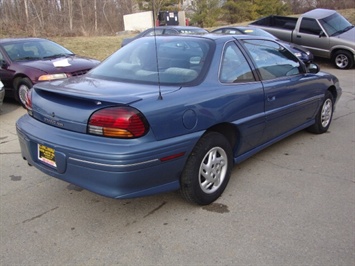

left=299, top=18, right=322, bottom=35
left=242, top=39, right=301, bottom=80
left=219, top=42, right=255, bottom=83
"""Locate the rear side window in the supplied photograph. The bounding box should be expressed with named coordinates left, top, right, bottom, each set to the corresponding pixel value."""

left=242, top=39, right=301, bottom=80
left=219, top=42, right=255, bottom=83
left=299, top=18, right=322, bottom=35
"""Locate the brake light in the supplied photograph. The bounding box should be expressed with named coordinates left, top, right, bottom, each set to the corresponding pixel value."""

left=25, top=89, right=33, bottom=115
left=88, top=107, right=149, bottom=138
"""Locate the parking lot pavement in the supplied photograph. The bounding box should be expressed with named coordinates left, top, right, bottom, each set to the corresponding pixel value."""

left=1, top=65, right=354, bottom=265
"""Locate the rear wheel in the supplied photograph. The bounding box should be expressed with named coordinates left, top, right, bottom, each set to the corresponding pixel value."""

left=333, top=50, right=354, bottom=69
left=180, top=132, right=233, bottom=205
left=308, top=91, right=334, bottom=134
left=15, top=77, right=32, bottom=108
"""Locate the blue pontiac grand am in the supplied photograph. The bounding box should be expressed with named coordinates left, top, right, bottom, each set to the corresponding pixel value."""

left=16, top=34, right=342, bottom=205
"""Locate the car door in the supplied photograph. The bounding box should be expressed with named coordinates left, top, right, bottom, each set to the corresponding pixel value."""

left=294, top=18, right=330, bottom=58
left=240, top=39, right=321, bottom=142
left=219, top=41, right=266, bottom=156
left=0, top=48, right=14, bottom=90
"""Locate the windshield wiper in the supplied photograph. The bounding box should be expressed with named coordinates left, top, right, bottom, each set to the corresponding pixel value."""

left=43, top=53, right=74, bottom=59
left=15, top=56, right=42, bottom=61
left=332, top=25, right=354, bottom=36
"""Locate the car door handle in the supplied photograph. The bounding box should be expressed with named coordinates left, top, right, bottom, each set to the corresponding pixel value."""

left=267, top=96, right=276, bottom=102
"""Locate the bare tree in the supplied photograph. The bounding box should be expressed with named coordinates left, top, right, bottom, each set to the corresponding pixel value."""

left=1, top=0, right=352, bottom=37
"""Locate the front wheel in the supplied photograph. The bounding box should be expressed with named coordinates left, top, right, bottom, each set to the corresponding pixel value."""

left=15, top=77, right=33, bottom=108
left=333, top=50, right=354, bottom=69
left=180, top=132, right=233, bottom=205
left=308, top=91, right=334, bottom=134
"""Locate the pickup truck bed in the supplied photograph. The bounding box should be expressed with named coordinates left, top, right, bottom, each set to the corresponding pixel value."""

left=251, top=16, right=297, bottom=31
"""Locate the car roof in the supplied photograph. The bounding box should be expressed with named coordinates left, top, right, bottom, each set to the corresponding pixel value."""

left=140, top=26, right=209, bottom=34
left=212, top=26, right=243, bottom=30
left=210, top=26, right=277, bottom=39
left=0, top=37, right=46, bottom=44
left=151, top=26, right=206, bottom=30
left=302, top=8, right=337, bottom=19
left=147, top=33, right=272, bottom=43
left=211, top=25, right=269, bottom=32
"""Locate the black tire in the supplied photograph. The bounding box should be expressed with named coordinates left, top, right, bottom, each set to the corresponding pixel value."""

left=15, top=77, right=32, bottom=108
left=333, top=50, right=354, bottom=69
left=180, top=132, right=233, bottom=205
left=308, top=91, right=334, bottom=134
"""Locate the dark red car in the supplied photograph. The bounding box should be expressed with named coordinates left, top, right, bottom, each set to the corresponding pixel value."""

left=0, top=38, right=100, bottom=107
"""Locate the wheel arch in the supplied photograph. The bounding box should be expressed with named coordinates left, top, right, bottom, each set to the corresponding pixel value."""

left=204, top=122, right=239, bottom=152
left=12, top=75, right=33, bottom=105
left=331, top=47, right=354, bottom=55
left=13, top=74, right=32, bottom=88
left=331, top=48, right=354, bottom=68
left=327, top=85, right=338, bottom=103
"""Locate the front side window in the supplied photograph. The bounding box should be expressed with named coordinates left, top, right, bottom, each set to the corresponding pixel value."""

left=299, top=18, right=322, bottom=35
left=242, top=39, right=301, bottom=80
left=219, top=42, right=255, bottom=83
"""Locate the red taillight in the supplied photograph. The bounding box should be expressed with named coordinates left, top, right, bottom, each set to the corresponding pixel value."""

left=25, top=89, right=33, bottom=113
left=88, top=107, right=149, bottom=138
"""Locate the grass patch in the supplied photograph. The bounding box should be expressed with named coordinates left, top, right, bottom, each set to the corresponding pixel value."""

left=50, top=34, right=135, bottom=61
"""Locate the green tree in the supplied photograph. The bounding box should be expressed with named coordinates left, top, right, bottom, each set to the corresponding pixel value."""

left=189, top=0, right=220, bottom=27
left=222, top=0, right=290, bottom=23
left=222, top=0, right=254, bottom=24
left=252, top=0, right=290, bottom=17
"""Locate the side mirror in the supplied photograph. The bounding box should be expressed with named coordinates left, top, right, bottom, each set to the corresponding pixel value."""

left=307, top=63, right=320, bottom=74
left=0, top=59, right=8, bottom=69
left=318, top=31, right=326, bottom=38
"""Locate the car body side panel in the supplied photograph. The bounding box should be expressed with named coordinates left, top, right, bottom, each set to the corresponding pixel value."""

left=138, top=82, right=265, bottom=142
left=262, top=74, right=323, bottom=141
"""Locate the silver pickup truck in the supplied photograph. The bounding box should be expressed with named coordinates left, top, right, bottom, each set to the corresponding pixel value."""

left=250, top=9, right=355, bottom=69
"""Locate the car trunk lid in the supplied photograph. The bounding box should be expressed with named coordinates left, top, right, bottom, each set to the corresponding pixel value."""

left=30, top=76, right=180, bottom=133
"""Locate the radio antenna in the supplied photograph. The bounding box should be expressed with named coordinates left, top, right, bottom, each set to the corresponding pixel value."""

left=152, top=0, right=163, bottom=100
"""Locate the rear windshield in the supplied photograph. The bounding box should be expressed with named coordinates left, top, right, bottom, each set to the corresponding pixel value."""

left=89, top=36, right=214, bottom=85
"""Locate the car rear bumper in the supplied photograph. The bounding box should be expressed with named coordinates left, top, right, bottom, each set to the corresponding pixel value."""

left=16, top=114, right=201, bottom=199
